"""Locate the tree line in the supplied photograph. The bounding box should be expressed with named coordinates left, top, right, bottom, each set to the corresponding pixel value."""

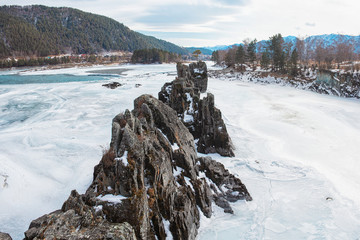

left=212, top=34, right=360, bottom=75
left=131, top=48, right=181, bottom=64
left=0, top=54, right=128, bottom=69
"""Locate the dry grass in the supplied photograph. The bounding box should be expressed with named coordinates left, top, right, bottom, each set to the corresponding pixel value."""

left=101, top=147, right=115, bottom=168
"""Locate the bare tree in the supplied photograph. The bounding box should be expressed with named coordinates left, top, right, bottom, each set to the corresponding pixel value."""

left=295, top=37, right=305, bottom=65
left=225, top=45, right=237, bottom=67
left=335, top=35, right=354, bottom=64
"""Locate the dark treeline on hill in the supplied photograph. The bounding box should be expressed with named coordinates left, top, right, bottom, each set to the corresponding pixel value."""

left=0, top=5, right=188, bottom=58
left=131, top=48, right=181, bottom=64
left=0, top=54, right=128, bottom=69
left=212, top=33, right=360, bottom=75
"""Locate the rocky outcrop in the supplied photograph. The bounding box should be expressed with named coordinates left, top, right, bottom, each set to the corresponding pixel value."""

left=25, top=63, right=250, bottom=240
left=159, top=61, right=234, bottom=157
left=177, top=61, right=208, bottom=93
left=310, top=70, right=360, bottom=98
left=197, top=157, right=252, bottom=214
left=102, top=82, right=123, bottom=89
left=0, top=232, right=12, bottom=240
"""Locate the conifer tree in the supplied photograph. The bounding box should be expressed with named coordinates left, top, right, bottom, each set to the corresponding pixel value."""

left=247, top=39, right=257, bottom=69
left=211, top=50, right=220, bottom=64
left=235, top=45, right=246, bottom=69
left=260, top=50, right=270, bottom=69
left=289, top=48, right=298, bottom=76
left=269, top=34, right=285, bottom=71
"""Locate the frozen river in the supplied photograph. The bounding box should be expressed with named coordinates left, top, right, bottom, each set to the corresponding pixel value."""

left=0, top=63, right=360, bottom=239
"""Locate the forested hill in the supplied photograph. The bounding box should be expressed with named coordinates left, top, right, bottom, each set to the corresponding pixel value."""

left=0, top=5, right=188, bottom=58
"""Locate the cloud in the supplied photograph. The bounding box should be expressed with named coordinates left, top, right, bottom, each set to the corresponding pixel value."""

left=1, top=0, right=360, bottom=47
left=305, top=22, right=316, bottom=27
left=212, top=0, right=249, bottom=6
left=134, top=4, right=238, bottom=28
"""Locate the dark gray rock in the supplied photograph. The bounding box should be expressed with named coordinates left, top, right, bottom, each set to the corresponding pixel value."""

left=102, top=82, right=122, bottom=89
left=159, top=61, right=234, bottom=157
left=192, top=178, right=212, bottom=218
left=0, top=232, right=12, bottom=240
left=25, top=189, right=136, bottom=240
left=213, top=196, right=233, bottom=214
left=188, top=61, right=208, bottom=93
left=197, top=93, right=234, bottom=157
left=176, top=61, right=208, bottom=93
left=25, top=209, right=136, bottom=240
left=197, top=157, right=252, bottom=213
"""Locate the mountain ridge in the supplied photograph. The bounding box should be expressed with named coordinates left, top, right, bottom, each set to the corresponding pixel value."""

left=0, top=5, right=188, bottom=58
left=190, top=34, right=360, bottom=54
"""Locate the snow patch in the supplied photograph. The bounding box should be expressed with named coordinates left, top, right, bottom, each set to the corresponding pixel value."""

left=194, top=68, right=204, bottom=74
left=94, top=205, right=103, bottom=212
left=163, top=219, right=173, bottom=240
left=97, top=194, right=127, bottom=204
left=115, top=151, right=128, bottom=166
left=174, top=166, right=184, bottom=177
left=172, top=142, right=180, bottom=151
left=158, top=128, right=180, bottom=151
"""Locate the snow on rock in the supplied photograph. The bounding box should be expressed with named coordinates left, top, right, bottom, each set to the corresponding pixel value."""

left=96, top=194, right=127, bottom=203
left=115, top=151, right=128, bottom=166
left=194, top=68, right=204, bottom=74
left=163, top=219, right=173, bottom=240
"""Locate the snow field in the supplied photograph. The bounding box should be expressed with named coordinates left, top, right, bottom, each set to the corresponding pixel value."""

left=1, top=62, right=360, bottom=239
left=197, top=77, right=360, bottom=239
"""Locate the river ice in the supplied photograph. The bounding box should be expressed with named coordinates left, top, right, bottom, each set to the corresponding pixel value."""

left=0, top=63, right=360, bottom=239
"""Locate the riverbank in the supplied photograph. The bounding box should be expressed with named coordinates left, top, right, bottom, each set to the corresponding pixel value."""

left=209, top=66, right=360, bottom=99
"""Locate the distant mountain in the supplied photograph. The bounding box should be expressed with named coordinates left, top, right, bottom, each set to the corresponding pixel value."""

left=0, top=5, right=188, bottom=58
left=186, top=45, right=238, bottom=54
left=185, top=47, right=213, bottom=56
left=202, top=45, right=237, bottom=52
left=303, top=34, right=360, bottom=53
left=198, top=34, right=360, bottom=54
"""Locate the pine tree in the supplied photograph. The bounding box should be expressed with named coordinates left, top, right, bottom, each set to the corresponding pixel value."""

left=260, top=50, right=270, bottom=69
left=289, top=48, right=298, bottom=76
left=211, top=50, right=220, bottom=64
left=247, top=39, right=257, bottom=69
left=269, top=34, right=285, bottom=71
left=235, top=45, right=246, bottom=69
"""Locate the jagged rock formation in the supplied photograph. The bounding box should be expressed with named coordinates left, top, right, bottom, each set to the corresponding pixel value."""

left=24, top=94, right=251, bottom=240
left=197, top=157, right=252, bottom=214
left=0, top=232, right=12, bottom=240
left=177, top=61, right=208, bottom=93
left=159, top=61, right=234, bottom=157
left=25, top=191, right=136, bottom=240
left=24, top=62, right=250, bottom=240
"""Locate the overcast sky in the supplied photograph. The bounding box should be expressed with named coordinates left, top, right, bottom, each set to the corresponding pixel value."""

left=2, top=0, right=359, bottom=47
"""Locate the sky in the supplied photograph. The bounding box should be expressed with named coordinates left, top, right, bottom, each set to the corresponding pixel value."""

left=1, top=0, right=360, bottom=47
